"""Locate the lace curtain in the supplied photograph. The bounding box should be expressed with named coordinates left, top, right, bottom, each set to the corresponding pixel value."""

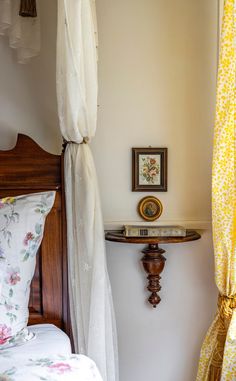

left=56, top=1, right=118, bottom=381
left=0, top=0, right=40, bottom=63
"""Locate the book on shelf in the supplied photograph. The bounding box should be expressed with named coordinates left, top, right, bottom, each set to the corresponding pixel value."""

left=124, top=225, right=187, bottom=237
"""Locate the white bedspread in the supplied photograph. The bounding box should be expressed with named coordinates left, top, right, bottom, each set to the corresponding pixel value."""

left=0, top=325, right=103, bottom=381
left=3, top=324, right=72, bottom=357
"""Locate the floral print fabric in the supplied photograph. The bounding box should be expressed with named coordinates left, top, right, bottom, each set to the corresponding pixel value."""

left=0, top=192, right=55, bottom=349
left=196, top=0, right=236, bottom=380
left=0, top=354, right=103, bottom=381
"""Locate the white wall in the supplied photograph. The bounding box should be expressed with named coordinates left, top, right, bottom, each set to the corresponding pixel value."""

left=0, top=1, right=218, bottom=381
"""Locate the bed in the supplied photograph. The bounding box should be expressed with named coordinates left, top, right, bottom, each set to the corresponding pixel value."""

left=0, top=134, right=102, bottom=381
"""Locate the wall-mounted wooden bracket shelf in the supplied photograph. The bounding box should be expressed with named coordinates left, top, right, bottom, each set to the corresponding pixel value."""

left=105, top=230, right=201, bottom=308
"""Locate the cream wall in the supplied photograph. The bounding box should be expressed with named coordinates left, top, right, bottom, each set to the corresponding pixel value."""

left=93, top=0, right=217, bottom=229
left=0, top=1, right=218, bottom=381
left=94, top=1, right=218, bottom=380
left=0, top=0, right=60, bottom=153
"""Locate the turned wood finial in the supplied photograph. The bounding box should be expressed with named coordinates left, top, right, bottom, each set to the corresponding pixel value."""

left=19, top=0, right=37, bottom=17
left=141, top=244, right=166, bottom=308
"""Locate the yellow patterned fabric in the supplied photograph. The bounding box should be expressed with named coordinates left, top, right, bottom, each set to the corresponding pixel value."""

left=196, top=0, right=236, bottom=380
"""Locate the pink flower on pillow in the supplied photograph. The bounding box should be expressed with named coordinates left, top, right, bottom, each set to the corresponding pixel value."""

left=5, top=267, right=21, bottom=286
left=23, top=232, right=35, bottom=246
left=48, top=362, right=72, bottom=374
left=0, top=324, right=11, bottom=344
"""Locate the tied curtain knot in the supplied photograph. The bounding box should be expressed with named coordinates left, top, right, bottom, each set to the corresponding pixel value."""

left=209, top=294, right=236, bottom=381
left=65, top=137, right=89, bottom=144
left=218, top=294, right=236, bottom=321
left=82, top=137, right=89, bottom=144
left=63, top=137, right=90, bottom=151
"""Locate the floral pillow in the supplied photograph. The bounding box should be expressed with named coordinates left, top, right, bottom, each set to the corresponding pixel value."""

left=0, top=191, right=55, bottom=349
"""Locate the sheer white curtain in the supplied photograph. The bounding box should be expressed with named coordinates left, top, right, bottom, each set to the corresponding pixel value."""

left=56, top=1, right=118, bottom=381
left=0, top=0, right=40, bottom=63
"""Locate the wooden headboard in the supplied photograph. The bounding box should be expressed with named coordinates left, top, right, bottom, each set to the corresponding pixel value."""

left=0, top=134, right=70, bottom=336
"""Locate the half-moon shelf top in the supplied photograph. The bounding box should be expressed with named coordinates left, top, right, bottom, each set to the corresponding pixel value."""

left=105, top=229, right=201, bottom=245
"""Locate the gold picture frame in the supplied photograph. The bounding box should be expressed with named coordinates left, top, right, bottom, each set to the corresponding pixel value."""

left=138, top=196, right=163, bottom=221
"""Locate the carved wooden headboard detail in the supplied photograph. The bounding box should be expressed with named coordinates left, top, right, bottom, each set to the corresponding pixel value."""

left=0, top=134, right=70, bottom=336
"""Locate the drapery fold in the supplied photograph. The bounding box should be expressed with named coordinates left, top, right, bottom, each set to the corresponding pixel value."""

left=0, top=0, right=40, bottom=63
left=197, top=0, right=236, bottom=379
left=56, top=1, right=118, bottom=381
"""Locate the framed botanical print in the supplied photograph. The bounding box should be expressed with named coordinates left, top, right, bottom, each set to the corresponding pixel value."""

left=132, top=147, right=167, bottom=191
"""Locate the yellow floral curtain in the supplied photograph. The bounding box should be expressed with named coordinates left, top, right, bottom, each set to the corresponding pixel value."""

left=197, top=0, right=236, bottom=380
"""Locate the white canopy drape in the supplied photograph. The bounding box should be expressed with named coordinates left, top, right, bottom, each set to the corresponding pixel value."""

left=0, top=0, right=40, bottom=63
left=56, top=1, right=118, bottom=381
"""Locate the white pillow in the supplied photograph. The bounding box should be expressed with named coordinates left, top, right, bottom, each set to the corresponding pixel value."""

left=0, top=191, right=55, bottom=349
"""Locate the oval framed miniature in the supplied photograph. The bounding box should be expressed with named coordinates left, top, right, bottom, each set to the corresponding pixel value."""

left=138, top=196, right=163, bottom=221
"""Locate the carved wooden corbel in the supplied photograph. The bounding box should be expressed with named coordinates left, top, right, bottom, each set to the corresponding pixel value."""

left=105, top=230, right=201, bottom=308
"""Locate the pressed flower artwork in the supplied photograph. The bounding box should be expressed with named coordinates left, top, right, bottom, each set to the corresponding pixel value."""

left=132, top=148, right=167, bottom=191
left=139, top=155, right=160, bottom=185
